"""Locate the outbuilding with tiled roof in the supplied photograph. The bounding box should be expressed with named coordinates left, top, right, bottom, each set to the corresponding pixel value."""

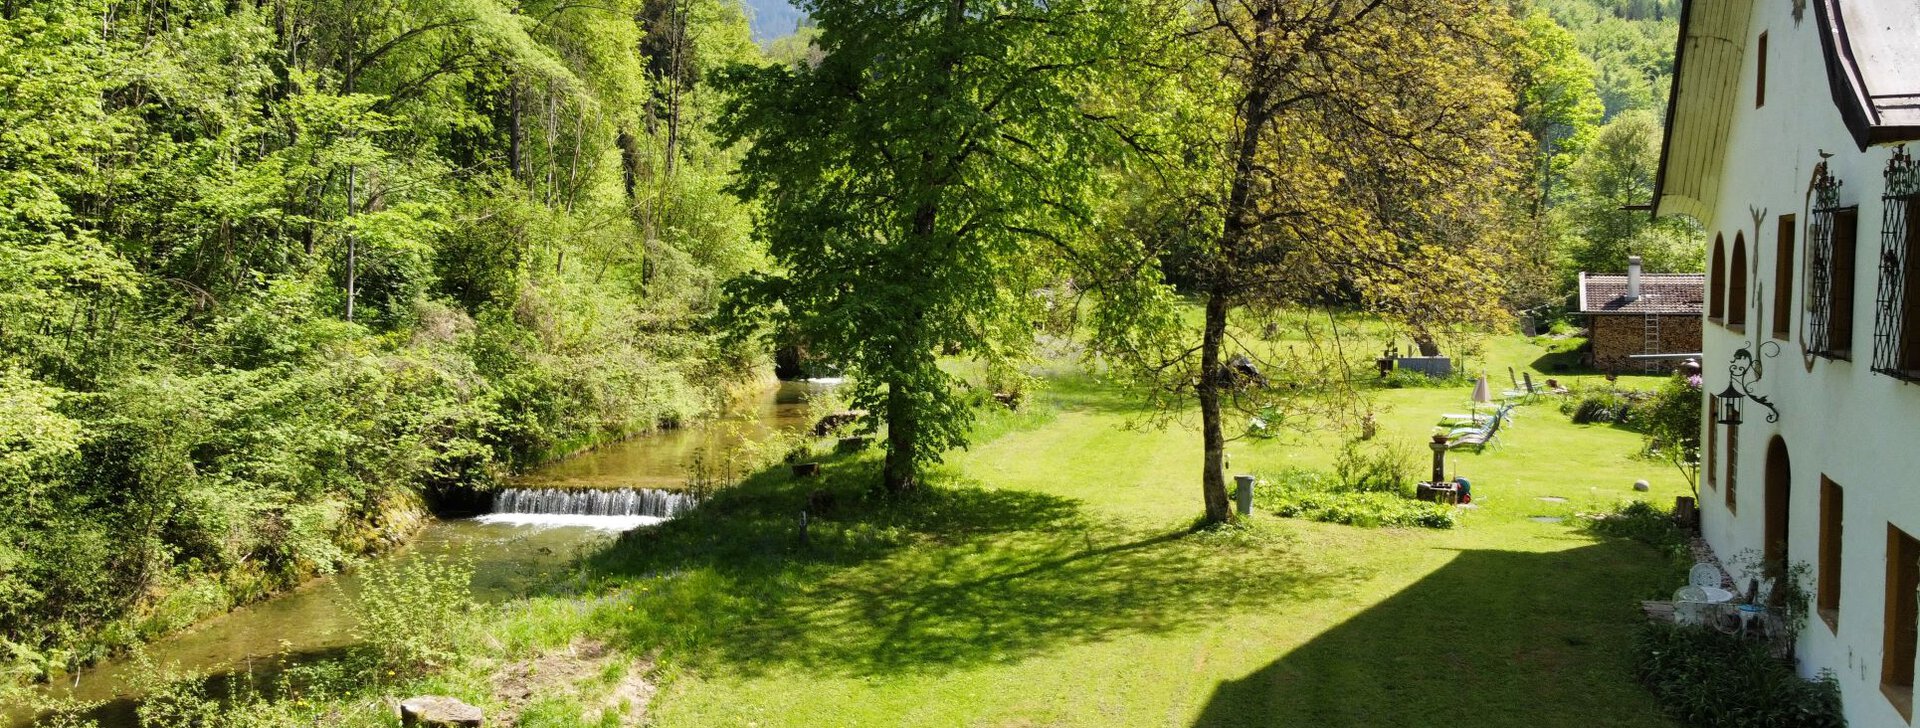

left=1575, top=256, right=1703, bottom=372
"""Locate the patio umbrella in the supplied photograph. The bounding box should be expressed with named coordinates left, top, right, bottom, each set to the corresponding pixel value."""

left=1470, top=374, right=1492, bottom=419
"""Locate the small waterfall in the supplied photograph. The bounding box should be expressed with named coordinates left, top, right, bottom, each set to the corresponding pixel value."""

left=477, top=488, right=694, bottom=530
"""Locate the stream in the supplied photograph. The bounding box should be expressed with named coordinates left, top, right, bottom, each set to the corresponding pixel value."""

left=12, top=380, right=834, bottom=726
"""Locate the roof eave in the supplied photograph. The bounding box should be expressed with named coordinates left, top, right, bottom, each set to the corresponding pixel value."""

left=1816, top=0, right=1920, bottom=150
left=1650, top=0, right=1695, bottom=220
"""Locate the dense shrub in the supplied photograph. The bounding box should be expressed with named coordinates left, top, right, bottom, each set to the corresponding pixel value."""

left=1637, top=374, right=1704, bottom=491
left=1634, top=623, right=1845, bottom=728
left=353, top=555, right=476, bottom=673
left=1585, top=500, right=1686, bottom=551
left=1561, top=386, right=1649, bottom=426
left=1378, top=367, right=1472, bottom=389
left=1333, top=440, right=1416, bottom=494
left=1254, top=465, right=1455, bottom=529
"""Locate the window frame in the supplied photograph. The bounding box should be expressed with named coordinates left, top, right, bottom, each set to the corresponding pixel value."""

left=1725, top=420, right=1739, bottom=514
left=1774, top=214, right=1795, bottom=340
left=1884, top=524, right=1919, bottom=721
left=1817, top=477, right=1843, bottom=631
left=1711, top=235, right=1727, bottom=323
left=1706, top=399, right=1719, bottom=490
left=1730, top=233, right=1749, bottom=331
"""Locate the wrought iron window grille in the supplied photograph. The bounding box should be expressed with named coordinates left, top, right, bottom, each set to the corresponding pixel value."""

left=1809, top=162, right=1844, bottom=357
left=1873, top=146, right=1919, bottom=381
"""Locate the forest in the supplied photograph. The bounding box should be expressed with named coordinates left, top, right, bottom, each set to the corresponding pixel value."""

left=1, top=0, right=768, bottom=681
left=0, top=0, right=1696, bottom=699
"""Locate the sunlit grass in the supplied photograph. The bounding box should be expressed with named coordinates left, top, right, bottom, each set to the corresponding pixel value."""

left=351, top=330, right=1685, bottom=728
left=497, top=332, right=1682, bottom=727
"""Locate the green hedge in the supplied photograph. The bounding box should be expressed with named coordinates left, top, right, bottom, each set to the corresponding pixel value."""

left=1253, top=466, right=1456, bottom=529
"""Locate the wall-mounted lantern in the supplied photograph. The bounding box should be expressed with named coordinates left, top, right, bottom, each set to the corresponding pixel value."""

left=1716, top=384, right=1746, bottom=425
left=1720, top=342, right=1781, bottom=425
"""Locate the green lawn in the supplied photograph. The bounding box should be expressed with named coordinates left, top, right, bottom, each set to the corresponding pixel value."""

left=476, top=334, right=1689, bottom=727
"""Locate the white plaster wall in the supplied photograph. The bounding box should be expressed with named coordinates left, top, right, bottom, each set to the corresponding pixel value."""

left=1692, top=3, right=1920, bottom=726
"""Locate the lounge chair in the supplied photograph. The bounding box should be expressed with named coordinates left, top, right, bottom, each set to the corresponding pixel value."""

left=1446, top=408, right=1506, bottom=451
left=1440, top=403, right=1514, bottom=428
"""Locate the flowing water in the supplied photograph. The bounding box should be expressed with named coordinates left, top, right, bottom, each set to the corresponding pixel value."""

left=13, top=380, right=833, bottom=726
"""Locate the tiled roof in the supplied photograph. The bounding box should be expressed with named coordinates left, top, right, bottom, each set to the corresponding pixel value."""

left=1578, top=272, right=1705, bottom=315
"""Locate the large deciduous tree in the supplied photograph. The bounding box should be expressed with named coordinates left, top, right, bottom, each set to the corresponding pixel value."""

left=1560, top=109, right=1702, bottom=277
left=1085, top=0, right=1531, bottom=523
left=718, top=0, right=1175, bottom=493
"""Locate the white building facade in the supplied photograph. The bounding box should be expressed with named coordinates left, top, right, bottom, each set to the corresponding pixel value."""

left=1654, top=0, right=1920, bottom=725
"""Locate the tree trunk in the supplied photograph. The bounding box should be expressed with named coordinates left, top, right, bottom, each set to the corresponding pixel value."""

left=883, top=382, right=918, bottom=493
left=1413, top=330, right=1440, bottom=356
left=345, top=162, right=356, bottom=323
left=1197, top=291, right=1233, bottom=524
left=508, top=80, right=523, bottom=181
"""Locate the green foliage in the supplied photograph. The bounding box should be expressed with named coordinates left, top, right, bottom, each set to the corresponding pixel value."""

left=1633, top=624, right=1845, bottom=728
left=1637, top=373, right=1703, bottom=492
left=1333, top=440, right=1417, bottom=495
left=717, top=0, right=1181, bottom=491
left=353, top=555, right=477, bottom=673
left=1537, top=0, right=1680, bottom=118
left=0, top=0, right=763, bottom=683
left=1254, top=466, right=1455, bottom=529
left=1561, top=386, right=1648, bottom=425
left=1558, top=110, right=1703, bottom=277
left=1082, top=0, right=1533, bottom=523
left=1378, top=367, right=1473, bottom=389
left=1585, top=500, right=1683, bottom=550
left=1512, top=10, right=1605, bottom=202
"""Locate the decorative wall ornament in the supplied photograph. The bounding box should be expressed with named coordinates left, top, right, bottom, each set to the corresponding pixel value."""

left=1717, top=340, right=1782, bottom=425
left=1790, top=0, right=1806, bottom=24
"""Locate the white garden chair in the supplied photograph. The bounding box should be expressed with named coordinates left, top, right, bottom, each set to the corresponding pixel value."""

left=1688, top=563, right=1722, bottom=590
left=1673, top=585, right=1711, bottom=626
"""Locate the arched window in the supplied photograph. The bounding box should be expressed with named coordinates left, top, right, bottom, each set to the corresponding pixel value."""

left=1729, top=233, right=1749, bottom=328
left=1710, top=234, right=1726, bottom=321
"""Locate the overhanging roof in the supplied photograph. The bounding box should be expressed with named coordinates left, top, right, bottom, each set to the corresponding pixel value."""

left=1653, top=0, right=1753, bottom=221
left=1656, top=0, right=1920, bottom=220
left=1815, top=0, right=1920, bottom=148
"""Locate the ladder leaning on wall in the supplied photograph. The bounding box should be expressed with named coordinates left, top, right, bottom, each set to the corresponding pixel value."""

left=1642, top=311, right=1663, bottom=373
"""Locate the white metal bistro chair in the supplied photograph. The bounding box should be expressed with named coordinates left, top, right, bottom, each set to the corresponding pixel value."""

left=1689, top=563, right=1723, bottom=590
left=1672, top=585, right=1712, bottom=626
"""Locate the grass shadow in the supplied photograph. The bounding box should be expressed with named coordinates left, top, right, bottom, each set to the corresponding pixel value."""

left=578, top=458, right=1368, bottom=679
left=1187, top=542, right=1673, bottom=727
left=1528, top=341, right=1590, bottom=375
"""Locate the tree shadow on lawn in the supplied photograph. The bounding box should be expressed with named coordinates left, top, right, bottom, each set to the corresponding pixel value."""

left=1034, top=372, right=1172, bottom=417
left=583, top=459, right=1370, bottom=679
left=1188, top=540, right=1672, bottom=728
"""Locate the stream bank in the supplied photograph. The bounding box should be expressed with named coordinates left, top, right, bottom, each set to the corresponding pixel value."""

left=13, top=380, right=834, bottom=727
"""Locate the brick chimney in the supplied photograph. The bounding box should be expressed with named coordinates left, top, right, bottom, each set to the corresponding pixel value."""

left=1627, top=255, right=1643, bottom=301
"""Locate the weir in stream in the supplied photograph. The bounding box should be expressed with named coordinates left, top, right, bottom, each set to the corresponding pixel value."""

left=15, top=379, right=835, bottom=727
left=475, top=487, right=698, bottom=530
